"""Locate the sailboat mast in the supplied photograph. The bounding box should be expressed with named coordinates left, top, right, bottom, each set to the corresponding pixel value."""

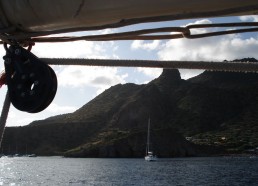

left=146, top=117, right=150, bottom=153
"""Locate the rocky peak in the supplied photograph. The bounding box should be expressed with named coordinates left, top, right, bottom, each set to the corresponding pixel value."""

left=151, top=69, right=182, bottom=93
left=158, top=69, right=181, bottom=82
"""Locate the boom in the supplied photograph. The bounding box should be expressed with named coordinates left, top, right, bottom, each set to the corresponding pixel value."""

left=0, top=0, right=257, bottom=40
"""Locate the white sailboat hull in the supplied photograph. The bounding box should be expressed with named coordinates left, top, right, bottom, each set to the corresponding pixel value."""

left=145, top=155, right=157, bottom=161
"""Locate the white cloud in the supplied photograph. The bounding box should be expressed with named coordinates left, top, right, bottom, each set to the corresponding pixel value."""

left=97, top=28, right=116, bottom=35
left=32, top=40, right=113, bottom=59
left=186, top=19, right=213, bottom=34
left=179, top=69, right=204, bottom=80
left=10, top=117, right=36, bottom=126
left=158, top=19, right=258, bottom=62
left=158, top=34, right=258, bottom=62
left=132, top=18, right=258, bottom=80
left=1, top=39, right=124, bottom=126
left=153, top=19, right=258, bottom=78
left=187, top=19, right=212, bottom=25
left=239, top=15, right=258, bottom=22
left=46, top=103, right=76, bottom=114
left=31, top=37, right=128, bottom=95
left=57, top=66, right=127, bottom=95
left=5, top=107, right=42, bottom=126
left=131, top=40, right=161, bottom=51
left=137, top=67, right=162, bottom=79
left=4, top=103, right=77, bottom=126
left=57, top=66, right=125, bottom=87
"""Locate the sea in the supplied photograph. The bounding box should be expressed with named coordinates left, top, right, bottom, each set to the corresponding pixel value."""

left=0, top=156, right=257, bottom=186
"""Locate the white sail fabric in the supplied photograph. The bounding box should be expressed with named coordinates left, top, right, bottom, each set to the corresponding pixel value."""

left=0, top=0, right=257, bottom=33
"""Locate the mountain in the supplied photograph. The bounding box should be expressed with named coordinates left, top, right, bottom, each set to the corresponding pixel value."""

left=2, top=59, right=258, bottom=157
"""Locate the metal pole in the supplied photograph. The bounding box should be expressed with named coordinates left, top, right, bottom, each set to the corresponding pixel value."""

left=0, top=91, right=10, bottom=148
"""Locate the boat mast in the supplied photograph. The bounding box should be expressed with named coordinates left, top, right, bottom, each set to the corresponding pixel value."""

left=146, top=117, right=151, bottom=154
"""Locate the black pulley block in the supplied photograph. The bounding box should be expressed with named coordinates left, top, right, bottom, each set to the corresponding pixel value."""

left=3, top=45, right=57, bottom=113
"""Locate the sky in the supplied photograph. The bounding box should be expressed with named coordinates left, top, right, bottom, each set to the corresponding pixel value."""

left=1, top=15, right=258, bottom=127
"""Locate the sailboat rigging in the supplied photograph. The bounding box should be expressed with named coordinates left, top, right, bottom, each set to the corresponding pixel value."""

left=145, top=118, right=157, bottom=161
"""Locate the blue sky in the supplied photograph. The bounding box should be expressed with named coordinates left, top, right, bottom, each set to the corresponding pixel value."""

left=1, top=15, right=258, bottom=126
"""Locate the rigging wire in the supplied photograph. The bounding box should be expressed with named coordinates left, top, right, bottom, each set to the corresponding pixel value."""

left=0, top=22, right=258, bottom=44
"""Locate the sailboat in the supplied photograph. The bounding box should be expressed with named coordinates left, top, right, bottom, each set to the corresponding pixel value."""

left=145, top=118, right=157, bottom=161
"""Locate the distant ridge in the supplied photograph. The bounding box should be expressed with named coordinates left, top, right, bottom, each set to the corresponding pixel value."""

left=2, top=58, right=258, bottom=157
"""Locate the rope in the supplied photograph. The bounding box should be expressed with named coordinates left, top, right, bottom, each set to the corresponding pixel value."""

left=42, top=58, right=258, bottom=73
left=0, top=22, right=258, bottom=43
left=24, top=22, right=258, bottom=43
left=0, top=91, right=10, bottom=149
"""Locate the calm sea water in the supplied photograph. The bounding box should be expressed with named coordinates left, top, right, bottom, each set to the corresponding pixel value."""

left=0, top=156, right=257, bottom=186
